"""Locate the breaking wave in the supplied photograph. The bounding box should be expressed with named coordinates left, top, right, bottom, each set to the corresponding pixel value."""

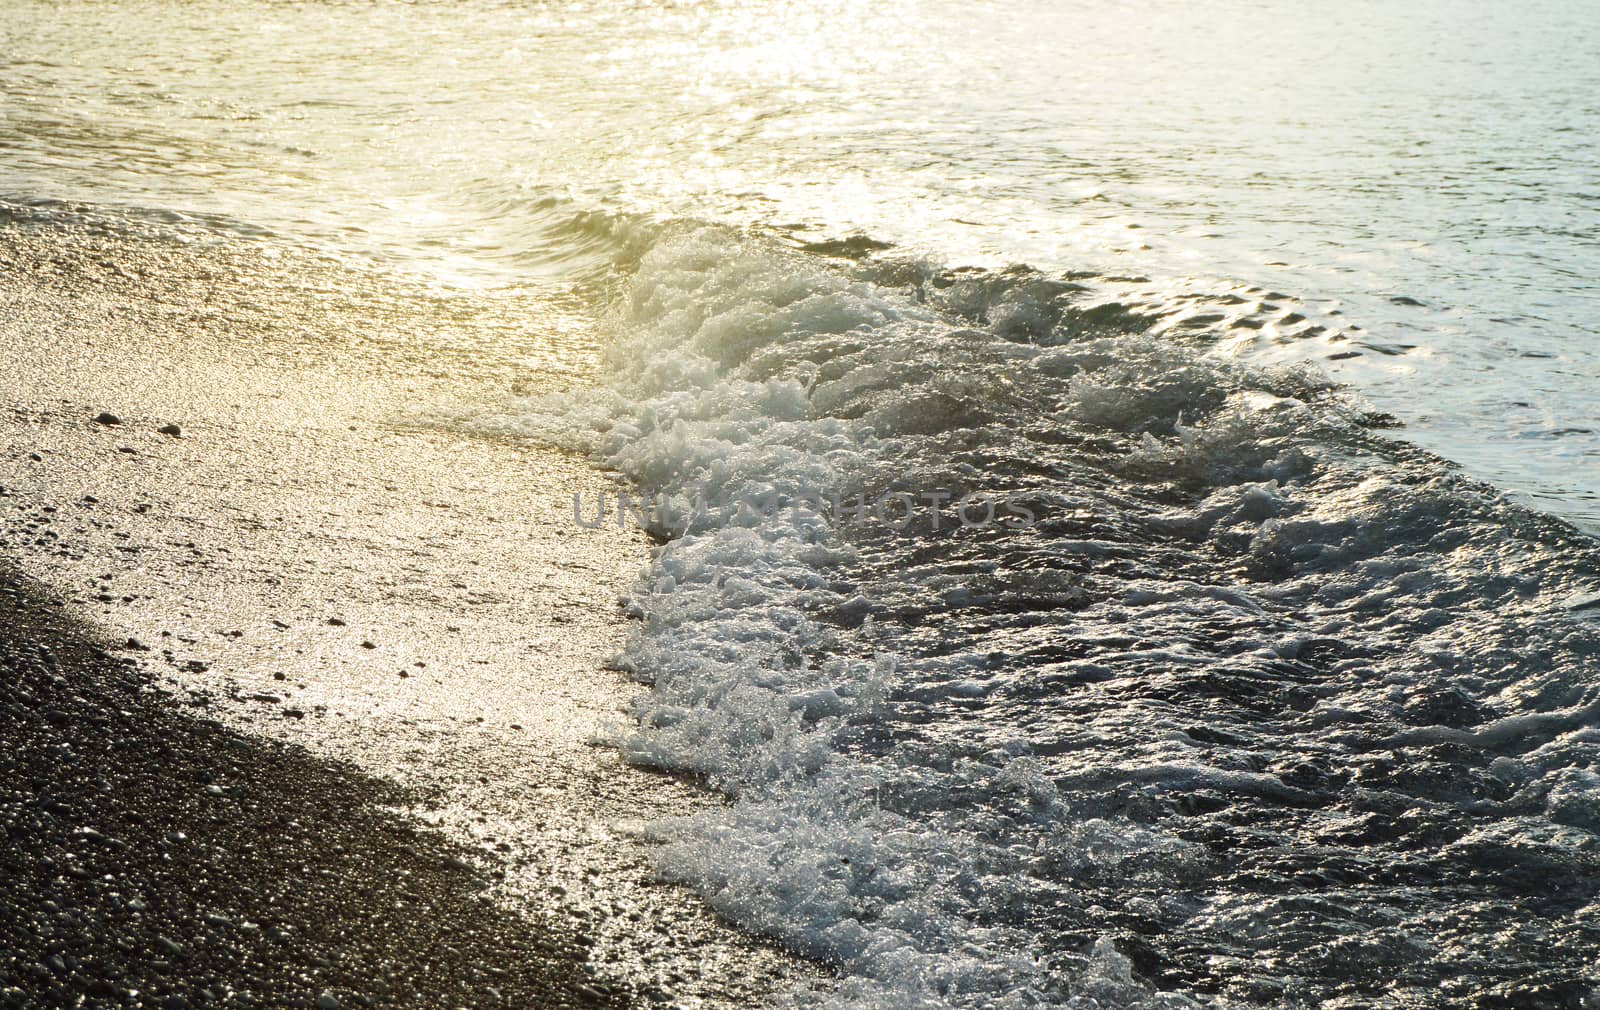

left=465, top=224, right=1600, bottom=1009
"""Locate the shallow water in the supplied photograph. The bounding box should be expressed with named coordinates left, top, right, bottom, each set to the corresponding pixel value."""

left=6, top=0, right=1598, bottom=526
left=467, top=228, right=1600, bottom=1008
left=6, top=1, right=1600, bottom=1006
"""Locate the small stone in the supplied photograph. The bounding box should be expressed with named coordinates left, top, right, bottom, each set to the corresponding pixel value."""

left=327, top=618, right=346, bottom=626
left=360, top=640, right=375, bottom=650
left=93, top=412, right=122, bottom=426
left=316, top=993, right=341, bottom=1010
left=117, top=446, right=137, bottom=455
left=158, top=423, right=182, bottom=437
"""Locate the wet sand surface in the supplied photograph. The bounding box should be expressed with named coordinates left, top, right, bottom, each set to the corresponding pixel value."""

left=0, top=221, right=806, bottom=1007
left=0, top=564, right=625, bottom=1010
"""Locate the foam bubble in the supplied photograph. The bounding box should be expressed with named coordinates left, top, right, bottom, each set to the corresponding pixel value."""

left=457, top=225, right=1600, bottom=1008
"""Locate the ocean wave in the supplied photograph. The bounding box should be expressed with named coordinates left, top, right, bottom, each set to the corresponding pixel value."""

left=463, top=224, right=1600, bottom=1009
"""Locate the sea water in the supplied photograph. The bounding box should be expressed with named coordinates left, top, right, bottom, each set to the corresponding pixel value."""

left=6, top=0, right=1600, bottom=1005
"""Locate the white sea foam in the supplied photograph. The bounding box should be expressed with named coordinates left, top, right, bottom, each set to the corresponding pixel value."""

left=460, top=224, right=1600, bottom=1008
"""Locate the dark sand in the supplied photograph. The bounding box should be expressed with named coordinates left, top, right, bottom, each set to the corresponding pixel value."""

left=0, top=216, right=803, bottom=1007
left=0, top=564, right=618, bottom=1010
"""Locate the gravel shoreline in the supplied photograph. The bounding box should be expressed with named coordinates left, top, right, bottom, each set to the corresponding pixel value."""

left=0, top=563, right=625, bottom=1009
left=0, top=215, right=805, bottom=1008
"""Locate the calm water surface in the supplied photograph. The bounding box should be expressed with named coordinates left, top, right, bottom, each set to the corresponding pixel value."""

left=5, top=0, right=1598, bottom=527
